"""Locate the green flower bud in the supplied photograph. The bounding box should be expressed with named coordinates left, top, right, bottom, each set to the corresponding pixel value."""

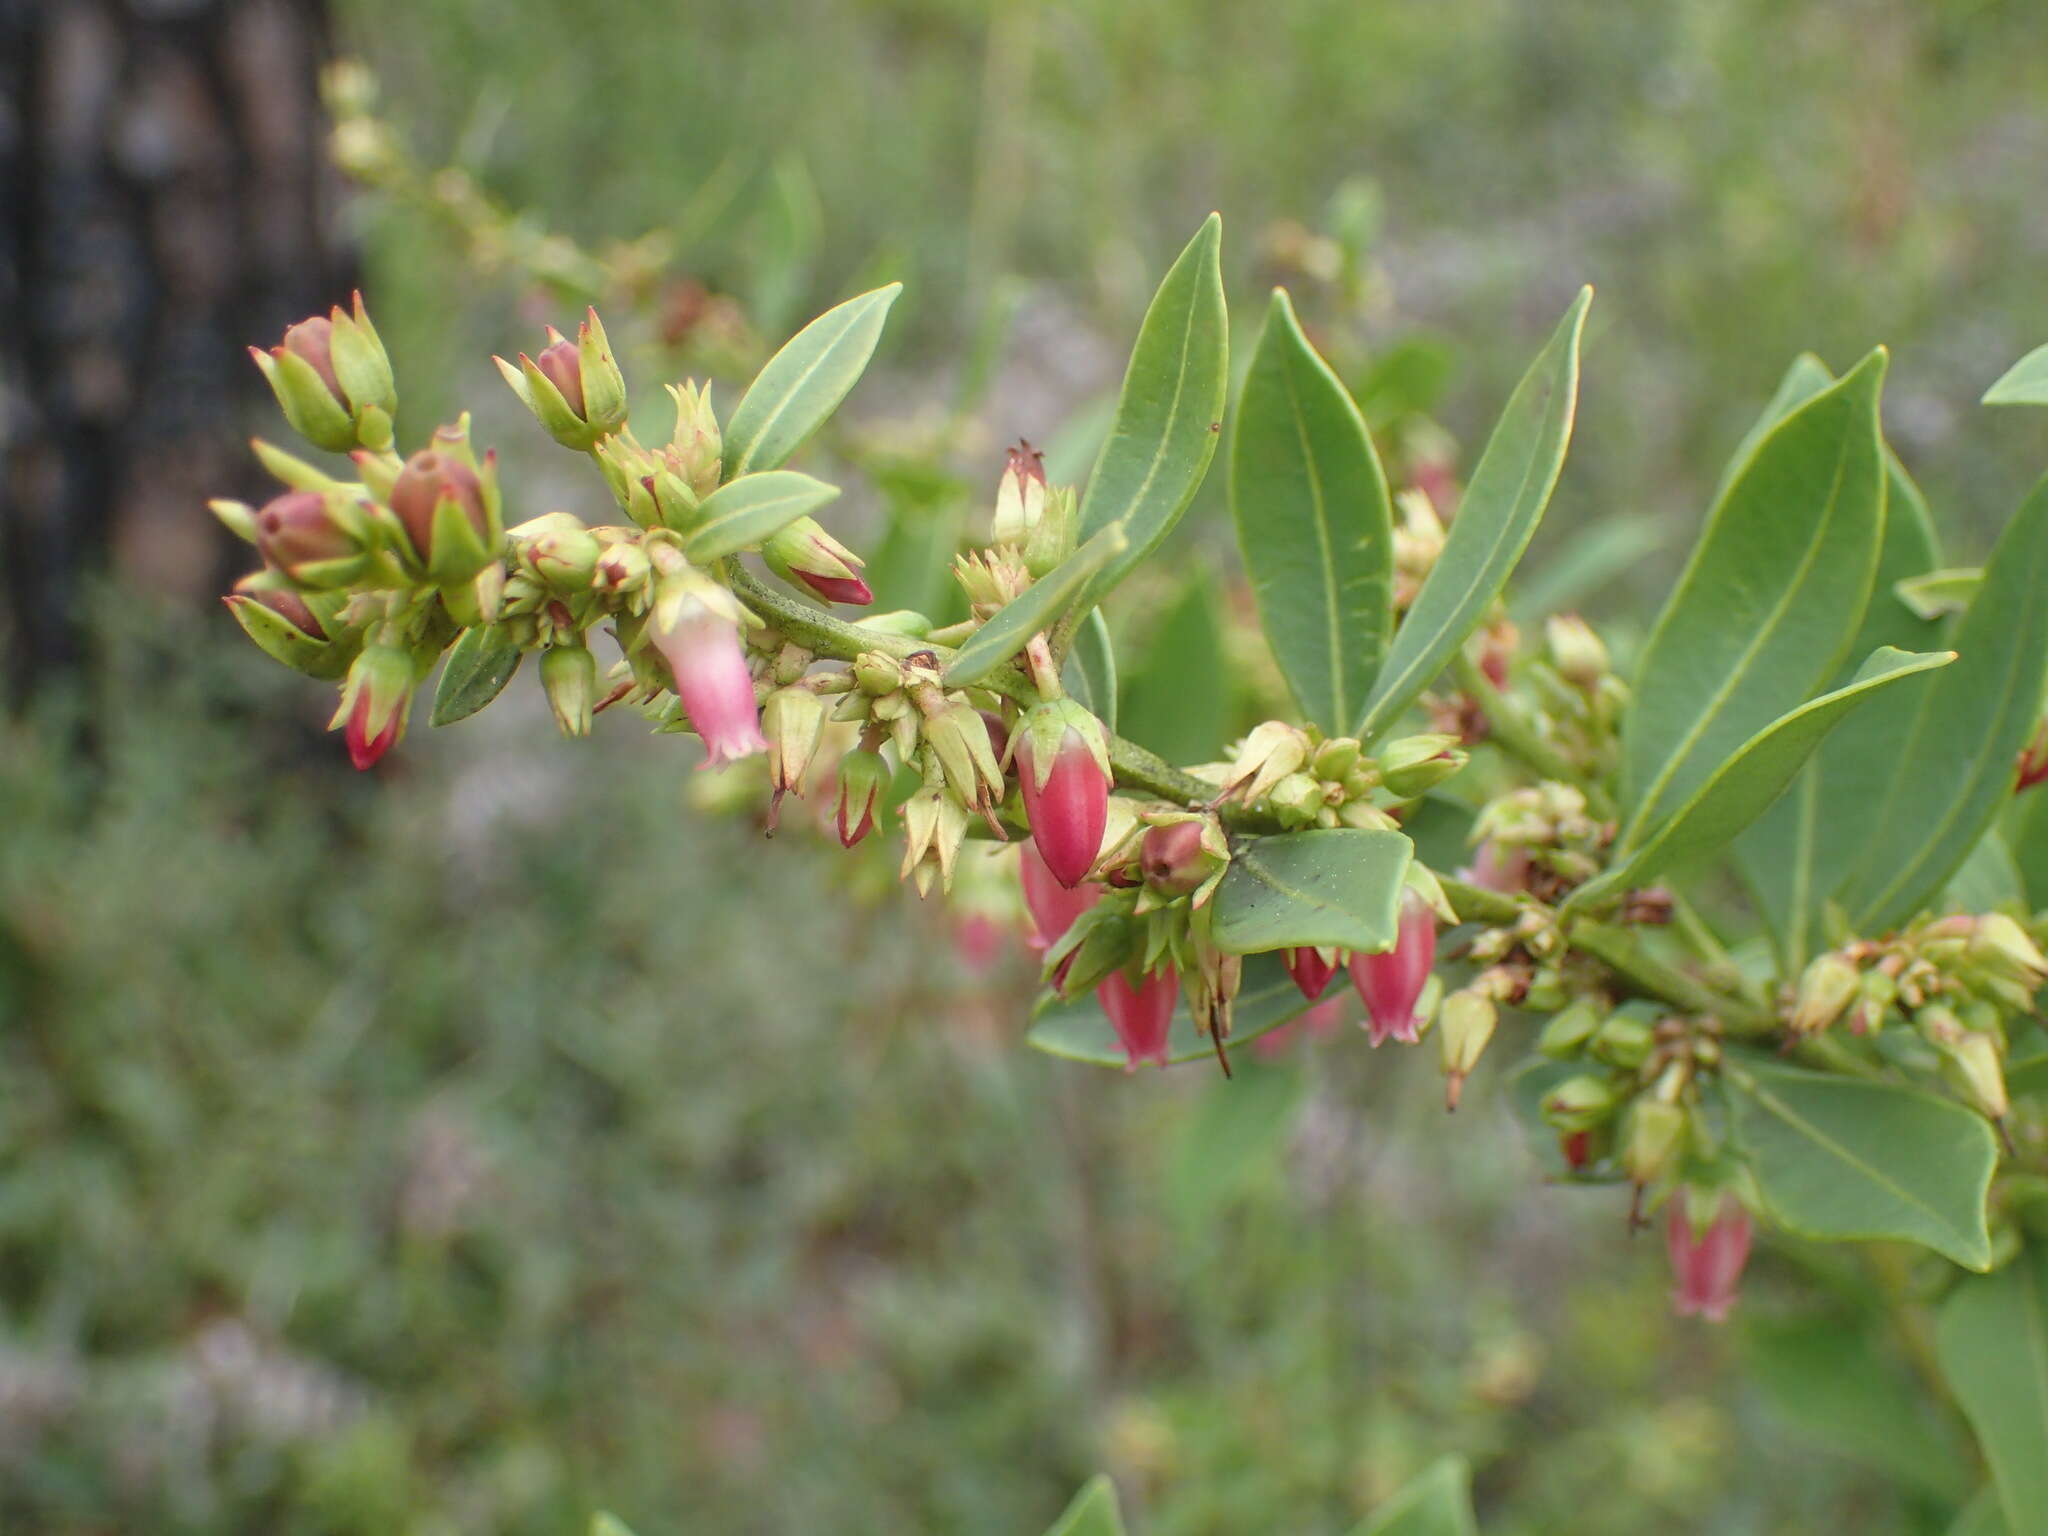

left=1544, top=613, right=1609, bottom=687
left=1438, top=989, right=1498, bottom=1109
left=1589, top=1013, right=1655, bottom=1070
left=1378, top=733, right=1467, bottom=797
left=762, top=685, right=827, bottom=798
left=1540, top=1074, right=1620, bottom=1134
left=665, top=381, right=723, bottom=500
left=249, top=292, right=396, bottom=453
left=1537, top=998, right=1603, bottom=1059
left=1311, top=736, right=1362, bottom=780
left=1621, top=1098, right=1687, bottom=1187
left=494, top=308, right=628, bottom=450
left=921, top=699, right=1006, bottom=812
left=1789, top=953, right=1859, bottom=1035
left=541, top=642, right=597, bottom=739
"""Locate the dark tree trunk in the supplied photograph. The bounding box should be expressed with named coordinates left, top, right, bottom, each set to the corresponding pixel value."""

left=0, top=0, right=353, bottom=699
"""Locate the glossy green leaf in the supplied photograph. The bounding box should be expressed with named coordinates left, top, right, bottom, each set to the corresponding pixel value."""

left=1937, top=1244, right=2048, bottom=1532
left=1622, top=350, right=1889, bottom=842
left=1838, top=475, right=2048, bottom=931
left=1984, top=343, right=2048, bottom=406
left=2007, top=790, right=2048, bottom=911
left=1210, top=828, right=1413, bottom=956
left=1062, top=609, right=1118, bottom=730
left=683, top=471, right=840, bottom=562
left=1569, top=648, right=1954, bottom=912
left=940, top=526, right=1127, bottom=687
left=721, top=284, right=901, bottom=479
left=1354, top=286, right=1590, bottom=742
left=1946, top=828, right=2024, bottom=913
left=430, top=626, right=522, bottom=726
left=1727, top=1054, right=1996, bottom=1270
left=1714, top=352, right=1834, bottom=500
left=1350, top=1456, right=1478, bottom=1536
left=1229, top=287, right=1393, bottom=733
left=1119, top=570, right=1228, bottom=767
left=1042, top=1476, right=1125, bottom=1536
left=1897, top=568, right=1982, bottom=620
left=1734, top=382, right=1945, bottom=974
left=1027, top=952, right=1309, bottom=1068
left=1076, top=215, right=1230, bottom=601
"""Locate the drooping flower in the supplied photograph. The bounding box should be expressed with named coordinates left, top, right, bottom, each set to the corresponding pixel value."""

left=1348, top=890, right=1437, bottom=1046
left=1019, top=837, right=1098, bottom=953
left=1098, top=966, right=1179, bottom=1071
left=1015, top=699, right=1112, bottom=889
left=651, top=601, right=767, bottom=768
left=1284, top=947, right=1339, bottom=1001
left=1666, top=1189, right=1754, bottom=1324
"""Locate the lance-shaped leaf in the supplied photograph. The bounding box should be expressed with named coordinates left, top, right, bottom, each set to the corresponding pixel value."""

left=1028, top=952, right=1311, bottom=1068
left=1229, top=288, right=1393, bottom=733
left=1354, top=286, right=1591, bottom=743
left=1566, top=647, right=1954, bottom=913
left=720, top=283, right=901, bottom=479
left=1062, top=608, right=1118, bottom=729
left=1837, top=474, right=2048, bottom=932
left=1984, top=343, right=2048, bottom=407
left=1897, top=568, right=1982, bottom=620
left=1076, top=214, right=1229, bottom=601
left=1937, top=1244, right=2048, bottom=1533
left=1350, top=1456, right=1478, bottom=1536
left=431, top=626, right=522, bottom=726
left=1726, top=1054, right=1996, bottom=1270
left=1621, top=349, right=1889, bottom=845
left=1209, top=828, right=1413, bottom=955
left=682, top=471, right=840, bottom=563
left=1041, top=1475, right=1126, bottom=1536
left=940, top=526, right=1127, bottom=687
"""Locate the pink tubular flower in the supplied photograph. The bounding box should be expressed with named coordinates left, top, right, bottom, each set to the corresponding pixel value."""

left=1667, top=1191, right=1754, bottom=1323
left=1098, top=966, right=1178, bottom=1071
left=1348, top=891, right=1436, bottom=1046
left=1019, top=838, right=1098, bottom=952
left=1284, top=947, right=1339, bottom=1001
left=1016, top=703, right=1111, bottom=889
left=654, top=609, right=767, bottom=768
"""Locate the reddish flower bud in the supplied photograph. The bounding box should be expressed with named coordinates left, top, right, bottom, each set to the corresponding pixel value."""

left=281, top=316, right=343, bottom=398
left=1347, top=890, right=1437, bottom=1046
left=1140, top=821, right=1211, bottom=897
left=1016, top=701, right=1112, bottom=889
left=1019, top=837, right=1098, bottom=952
left=1097, top=966, right=1179, bottom=1071
left=1560, top=1130, right=1593, bottom=1171
left=1666, top=1190, right=1753, bottom=1324
left=763, top=516, right=873, bottom=606
left=247, top=586, right=326, bottom=640
left=388, top=449, right=487, bottom=561
left=653, top=608, right=767, bottom=768
left=833, top=746, right=890, bottom=847
left=1284, top=946, right=1339, bottom=1001
left=535, top=331, right=586, bottom=417
left=254, top=491, right=371, bottom=587
left=332, top=642, right=415, bottom=771
left=345, top=687, right=401, bottom=770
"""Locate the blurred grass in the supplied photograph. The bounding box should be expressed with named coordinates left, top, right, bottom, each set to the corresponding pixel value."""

left=9, top=0, right=2047, bottom=1528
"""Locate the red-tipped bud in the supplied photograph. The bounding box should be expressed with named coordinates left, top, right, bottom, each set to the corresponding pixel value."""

left=247, top=586, right=327, bottom=640
left=1016, top=700, right=1112, bottom=888
left=763, top=517, right=873, bottom=607
left=281, top=316, right=342, bottom=397
left=1667, top=1189, right=1753, bottom=1324
left=1285, top=947, right=1339, bottom=1001
left=388, top=449, right=488, bottom=561
left=1019, top=837, right=1098, bottom=952
left=535, top=332, right=585, bottom=416
left=1348, top=891, right=1437, bottom=1046
left=833, top=746, right=890, bottom=847
left=1139, top=821, right=1216, bottom=898
left=254, top=490, right=372, bottom=588
left=332, top=642, right=415, bottom=771
left=1097, top=966, right=1179, bottom=1071
left=1560, top=1130, right=1594, bottom=1171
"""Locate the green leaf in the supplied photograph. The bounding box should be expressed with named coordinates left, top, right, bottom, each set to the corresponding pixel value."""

left=1837, top=475, right=2048, bottom=931
left=430, top=626, right=522, bottom=726
left=1937, top=1243, right=2048, bottom=1532
left=721, top=284, right=901, bottom=479
left=1042, top=1476, right=1126, bottom=1536
left=589, top=1517, right=639, bottom=1536
left=1733, top=398, right=1945, bottom=973
left=1350, top=1456, right=1478, bottom=1536
left=1897, top=568, right=1982, bottom=620
left=940, top=526, right=1127, bottom=688
left=1742, top=1312, right=1971, bottom=1501
left=1063, top=609, right=1118, bottom=730
left=1567, top=648, right=1954, bottom=912
left=1947, top=828, right=2024, bottom=913
left=1945, top=1489, right=2010, bottom=1536
left=1119, top=570, right=1228, bottom=767
left=1714, top=352, right=1835, bottom=500
left=1076, top=215, right=1230, bottom=601
left=2008, top=789, right=2048, bottom=912
left=1229, top=287, right=1393, bottom=733
left=1984, top=343, right=2048, bottom=406
left=1726, top=1054, right=1996, bottom=1270
left=1028, top=952, right=1310, bottom=1068
left=683, top=471, right=840, bottom=563
left=1210, top=829, right=1414, bottom=956
left=1509, top=514, right=1663, bottom=626
left=1622, top=350, right=1890, bottom=842
left=1354, top=286, right=1590, bottom=743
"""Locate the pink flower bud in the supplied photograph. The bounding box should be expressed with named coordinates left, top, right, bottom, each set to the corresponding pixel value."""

left=1140, top=821, right=1212, bottom=897
left=1560, top=1130, right=1593, bottom=1171
left=1348, top=891, right=1436, bottom=1046
left=653, top=610, right=767, bottom=768
left=281, top=316, right=342, bottom=398
left=1017, top=715, right=1110, bottom=889
left=1018, top=837, right=1098, bottom=952
left=345, top=686, right=402, bottom=770
left=1097, top=966, right=1178, bottom=1071
left=832, top=746, right=889, bottom=847
left=255, top=491, right=355, bottom=574
left=535, top=330, right=586, bottom=417
left=1284, top=947, right=1339, bottom=1001
left=1666, top=1190, right=1753, bottom=1324
left=1461, top=837, right=1531, bottom=895
left=388, top=449, right=487, bottom=561
left=247, top=586, right=326, bottom=640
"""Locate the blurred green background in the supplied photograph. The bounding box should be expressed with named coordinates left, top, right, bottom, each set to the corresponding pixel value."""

left=7, top=0, right=2046, bottom=1530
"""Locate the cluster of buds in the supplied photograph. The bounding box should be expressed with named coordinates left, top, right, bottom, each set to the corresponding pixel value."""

left=987, top=441, right=1078, bottom=578
left=1209, top=721, right=1468, bottom=830
left=1785, top=912, right=2048, bottom=1123
left=1465, top=782, right=1615, bottom=904
left=1521, top=614, right=1627, bottom=774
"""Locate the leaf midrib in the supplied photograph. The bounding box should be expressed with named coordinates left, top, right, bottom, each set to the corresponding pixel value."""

left=1278, top=340, right=1350, bottom=728
left=728, top=296, right=884, bottom=477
